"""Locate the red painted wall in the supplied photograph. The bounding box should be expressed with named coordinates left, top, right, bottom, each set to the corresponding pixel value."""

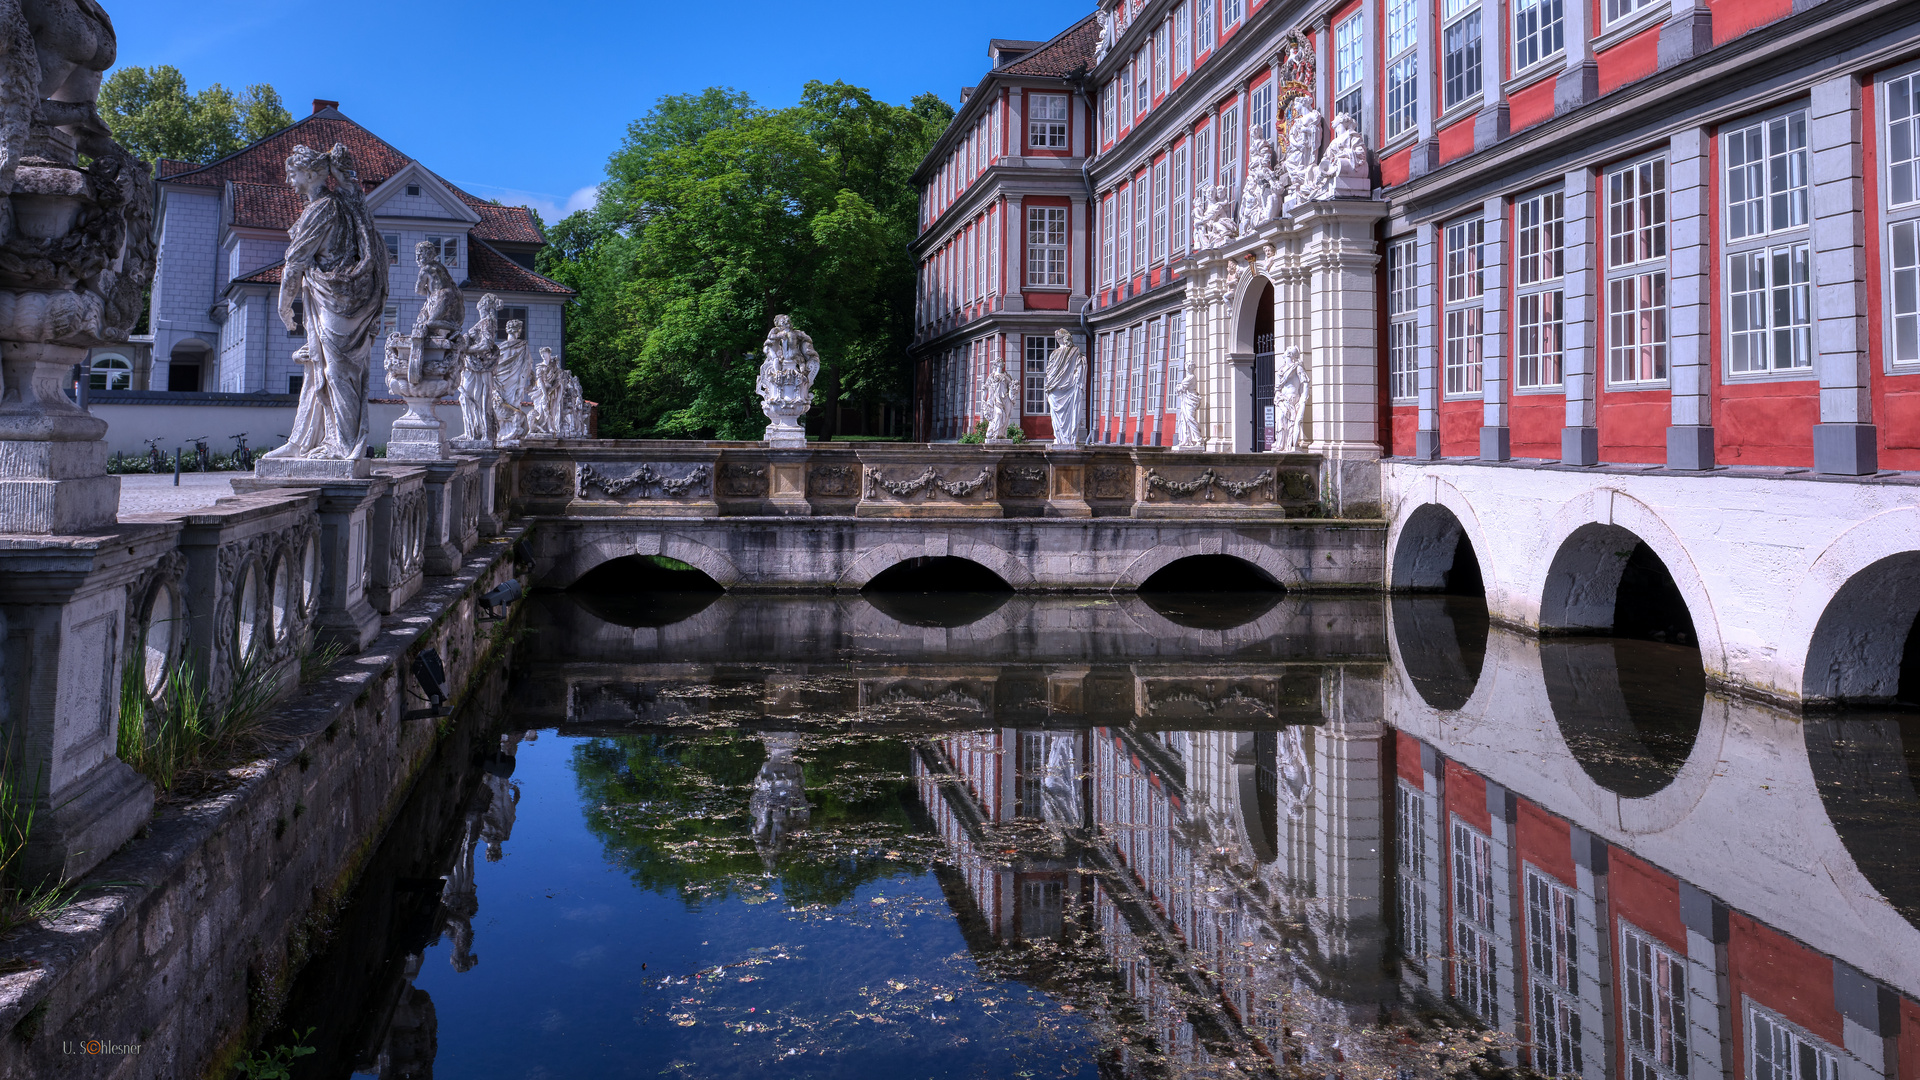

left=1440, top=396, right=1482, bottom=456
left=1443, top=759, right=1490, bottom=832
left=1515, top=800, right=1575, bottom=885
left=1606, top=847, right=1685, bottom=951
left=1512, top=394, right=1563, bottom=459
left=1381, top=146, right=1411, bottom=188
left=1597, top=25, right=1660, bottom=96
left=1395, top=731, right=1425, bottom=786
left=1600, top=389, right=1670, bottom=462
left=1392, top=404, right=1418, bottom=456
left=1438, top=117, right=1475, bottom=165
left=1510, top=77, right=1556, bottom=134
left=1728, top=912, right=1844, bottom=1073
left=1710, top=0, right=1791, bottom=44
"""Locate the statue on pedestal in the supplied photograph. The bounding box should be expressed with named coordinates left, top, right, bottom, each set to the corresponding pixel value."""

left=983, top=353, right=1018, bottom=443
left=757, top=314, right=820, bottom=448
left=1272, top=346, right=1310, bottom=453
left=260, top=143, right=387, bottom=470
left=1317, top=110, right=1371, bottom=199
left=454, top=294, right=501, bottom=447
left=1172, top=360, right=1203, bottom=451
left=1043, top=328, right=1086, bottom=449
left=1239, top=133, right=1283, bottom=229
left=1280, top=99, right=1326, bottom=215
left=492, top=317, right=534, bottom=444
left=528, top=346, right=563, bottom=436
left=378, top=241, right=463, bottom=460
left=560, top=371, right=588, bottom=438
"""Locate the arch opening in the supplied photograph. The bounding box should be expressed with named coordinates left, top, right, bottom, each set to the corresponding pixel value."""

left=1804, top=712, right=1920, bottom=930
left=861, top=557, right=1013, bottom=628
left=1540, top=523, right=1699, bottom=647
left=1250, top=280, right=1276, bottom=452
left=1391, top=503, right=1486, bottom=597
left=1390, top=504, right=1489, bottom=708
left=1139, top=555, right=1283, bottom=630
left=1803, top=552, right=1920, bottom=706
left=1541, top=638, right=1706, bottom=798
left=1613, top=542, right=1697, bottom=647
left=567, top=554, right=724, bottom=628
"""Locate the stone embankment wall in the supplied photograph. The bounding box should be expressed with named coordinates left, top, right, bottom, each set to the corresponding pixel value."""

left=0, top=530, right=524, bottom=1079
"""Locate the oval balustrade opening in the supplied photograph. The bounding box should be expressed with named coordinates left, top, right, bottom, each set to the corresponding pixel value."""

left=1137, top=555, right=1283, bottom=630
left=566, top=554, right=724, bottom=628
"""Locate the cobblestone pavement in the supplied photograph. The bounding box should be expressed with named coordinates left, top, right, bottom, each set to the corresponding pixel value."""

left=116, top=473, right=245, bottom=515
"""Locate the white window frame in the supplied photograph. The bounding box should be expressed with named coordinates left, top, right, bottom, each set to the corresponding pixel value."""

left=1386, top=0, right=1420, bottom=140
left=1102, top=82, right=1117, bottom=145
left=1098, top=331, right=1115, bottom=427
left=1169, top=312, right=1187, bottom=406
left=1621, top=922, right=1689, bottom=1080
left=1026, top=205, right=1068, bottom=288
left=1450, top=816, right=1499, bottom=1023
left=1115, top=183, right=1132, bottom=279
left=1444, top=216, right=1486, bottom=398
left=1885, top=67, right=1920, bottom=368
left=1171, top=143, right=1190, bottom=257
left=1222, top=0, right=1244, bottom=31
left=1250, top=82, right=1274, bottom=153
left=1219, top=103, right=1241, bottom=191
left=1525, top=867, right=1582, bottom=1078
left=1605, top=0, right=1663, bottom=29
left=1443, top=0, right=1485, bottom=111
left=1335, top=13, right=1366, bottom=136
left=1194, top=126, right=1213, bottom=200
left=1134, top=177, right=1150, bottom=276
left=1024, top=334, right=1054, bottom=415
left=1135, top=50, right=1150, bottom=118
left=1396, top=782, right=1434, bottom=970
left=1515, top=187, right=1565, bottom=390
left=1747, top=1002, right=1840, bottom=1080
left=89, top=353, right=132, bottom=390
left=1152, top=158, right=1169, bottom=264
left=1028, top=93, right=1070, bottom=150
left=1155, top=25, right=1170, bottom=99
left=1120, top=63, right=1134, bottom=128
left=988, top=208, right=999, bottom=297
left=1148, top=318, right=1167, bottom=414
left=1388, top=236, right=1420, bottom=401
left=1725, top=106, right=1812, bottom=378
left=1197, top=0, right=1217, bottom=55
left=1513, top=0, right=1566, bottom=76
left=1606, top=155, right=1670, bottom=386
left=1102, top=194, right=1116, bottom=286
left=1130, top=323, right=1148, bottom=416
left=1174, top=2, right=1191, bottom=75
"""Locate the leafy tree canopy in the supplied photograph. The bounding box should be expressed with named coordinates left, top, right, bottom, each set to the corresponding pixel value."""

left=99, top=66, right=292, bottom=165
left=537, top=83, right=946, bottom=439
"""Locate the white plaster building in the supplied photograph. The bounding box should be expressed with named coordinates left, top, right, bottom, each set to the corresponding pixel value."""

left=142, top=99, right=572, bottom=397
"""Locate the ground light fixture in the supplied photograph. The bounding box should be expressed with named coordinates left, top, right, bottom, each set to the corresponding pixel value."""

left=479, top=578, right=522, bottom=621
left=404, top=648, right=447, bottom=721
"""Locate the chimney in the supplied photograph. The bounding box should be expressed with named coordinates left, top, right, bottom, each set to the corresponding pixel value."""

left=311, top=99, right=339, bottom=115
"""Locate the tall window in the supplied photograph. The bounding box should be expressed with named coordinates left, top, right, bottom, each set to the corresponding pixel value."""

left=1513, top=0, right=1565, bottom=74
left=1335, top=13, right=1366, bottom=135
left=987, top=209, right=999, bottom=296
left=1152, top=158, right=1169, bottom=264
left=1114, top=329, right=1132, bottom=420
left=1169, top=313, right=1186, bottom=404
left=1396, top=784, right=1434, bottom=969
left=1606, top=0, right=1660, bottom=27
left=1526, top=870, right=1582, bottom=1078
left=1135, top=50, right=1149, bottom=117
left=1451, top=819, right=1499, bottom=1022
left=1115, top=184, right=1132, bottom=279
left=1029, top=94, right=1069, bottom=149
left=1194, top=126, right=1213, bottom=197
left=1250, top=82, right=1274, bottom=150
left=1148, top=319, right=1167, bottom=414
left=1219, top=103, right=1240, bottom=190
left=1135, top=178, right=1151, bottom=275
left=1197, top=0, right=1217, bottom=55
left=1516, top=188, right=1565, bottom=389
left=1130, top=323, right=1148, bottom=415
left=1621, top=924, right=1688, bottom=1080
left=1443, top=0, right=1484, bottom=109
left=383, top=233, right=400, bottom=265
left=1024, top=335, right=1054, bottom=415
left=1445, top=217, right=1486, bottom=396
left=1222, top=0, right=1243, bottom=30
left=1097, top=333, right=1114, bottom=427
left=1120, top=64, right=1133, bottom=127
left=1102, top=195, right=1116, bottom=286
left=1171, top=144, right=1191, bottom=256
left=1726, top=109, right=1811, bottom=375
left=1749, top=1006, right=1838, bottom=1080
left=1027, top=206, right=1068, bottom=287
left=1387, top=0, right=1420, bottom=139
left=1887, top=70, right=1920, bottom=366
left=1174, top=2, right=1191, bottom=74
left=1102, top=82, right=1116, bottom=145
left=1388, top=236, right=1420, bottom=401
left=1607, top=156, right=1669, bottom=385
left=1154, top=26, right=1169, bottom=98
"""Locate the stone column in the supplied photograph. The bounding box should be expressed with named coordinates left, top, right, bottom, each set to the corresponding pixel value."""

left=1562, top=170, right=1600, bottom=464
left=1556, top=0, right=1598, bottom=114
left=1667, top=127, right=1715, bottom=469
left=1481, top=195, right=1511, bottom=460
left=1416, top=223, right=1442, bottom=459
left=1308, top=672, right=1389, bottom=1002
left=1300, top=200, right=1389, bottom=513
left=1810, top=75, right=1876, bottom=475
left=1474, top=0, right=1509, bottom=152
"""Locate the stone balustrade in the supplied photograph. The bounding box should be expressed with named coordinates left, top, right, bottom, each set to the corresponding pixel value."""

left=509, top=440, right=1330, bottom=520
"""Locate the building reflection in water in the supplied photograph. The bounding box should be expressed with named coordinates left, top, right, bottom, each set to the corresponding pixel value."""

left=315, top=591, right=1920, bottom=1078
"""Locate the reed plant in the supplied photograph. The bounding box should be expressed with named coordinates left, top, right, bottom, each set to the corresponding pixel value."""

left=0, top=738, right=80, bottom=937
left=119, top=648, right=284, bottom=794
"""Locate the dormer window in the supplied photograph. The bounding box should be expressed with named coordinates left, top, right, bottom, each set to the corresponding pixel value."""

left=406, top=184, right=421, bottom=196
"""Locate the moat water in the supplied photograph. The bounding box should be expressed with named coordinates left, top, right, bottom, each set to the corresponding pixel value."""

left=272, top=582, right=1920, bottom=1080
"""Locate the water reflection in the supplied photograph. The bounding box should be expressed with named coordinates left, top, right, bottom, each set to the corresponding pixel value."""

left=278, top=591, right=1920, bottom=1079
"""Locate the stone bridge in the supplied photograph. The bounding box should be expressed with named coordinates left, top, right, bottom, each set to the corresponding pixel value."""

left=506, top=441, right=1386, bottom=591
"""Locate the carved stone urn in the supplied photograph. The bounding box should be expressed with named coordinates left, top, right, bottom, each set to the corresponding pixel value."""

left=383, top=332, right=458, bottom=461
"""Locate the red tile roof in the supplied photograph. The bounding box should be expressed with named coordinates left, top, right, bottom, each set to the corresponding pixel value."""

left=160, top=109, right=546, bottom=245
left=1003, top=14, right=1098, bottom=78
left=229, top=182, right=305, bottom=230
left=228, top=241, right=572, bottom=296
left=232, top=261, right=284, bottom=285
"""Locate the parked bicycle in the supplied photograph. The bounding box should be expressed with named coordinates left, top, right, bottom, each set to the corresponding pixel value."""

left=142, top=437, right=168, bottom=474
left=229, top=433, right=254, bottom=471
left=189, top=436, right=211, bottom=474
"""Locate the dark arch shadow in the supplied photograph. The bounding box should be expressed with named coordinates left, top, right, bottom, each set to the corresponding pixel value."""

left=1137, top=555, right=1283, bottom=630
left=1541, top=638, right=1705, bottom=798
left=566, top=554, right=724, bottom=628
left=861, top=556, right=1013, bottom=628
left=1540, top=524, right=1698, bottom=647
left=1803, top=711, right=1920, bottom=930
left=1803, top=552, right=1920, bottom=705
left=1392, top=503, right=1486, bottom=593
left=1390, top=504, right=1489, bottom=709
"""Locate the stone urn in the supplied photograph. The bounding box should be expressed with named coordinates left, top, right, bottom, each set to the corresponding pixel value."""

left=383, top=332, right=459, bottom=461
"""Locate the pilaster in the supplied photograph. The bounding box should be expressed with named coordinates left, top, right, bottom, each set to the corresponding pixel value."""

left=1481, top=195, right=1511, bottom=460
left=1415, top=222, right=1441, bottom=459
left=1299, top=200, right=1388, bottom=513
left=1668, top=127, right=1714, bottom=469
left=1561, top=170, right=1600, bottom=464
left=1810, top=75, right=1876, bottom=475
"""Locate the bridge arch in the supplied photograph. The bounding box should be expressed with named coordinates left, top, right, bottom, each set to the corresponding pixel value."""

left=1389, top=495, right=1490, bottom=595
left=839, top=541, right=1034, bottom=591
left=1536, top=491, right=1721, bottom=664
left=1794, top=507, right=1920, bottom=704
left=1113, top=537, right=1297, bottom=592
left=539, top=530, right=745, bottom=590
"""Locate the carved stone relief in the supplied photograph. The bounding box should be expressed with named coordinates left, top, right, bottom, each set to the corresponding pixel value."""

left=577, top=462, right=712, bottom=501
left=807, top=464, right=857, bottom=498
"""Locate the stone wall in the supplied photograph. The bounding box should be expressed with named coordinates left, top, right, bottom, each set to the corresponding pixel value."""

left=0, top=532, right=525, bottom=1078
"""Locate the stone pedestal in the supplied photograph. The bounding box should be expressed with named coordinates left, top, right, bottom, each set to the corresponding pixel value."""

left=233, top=475, right=386, bottom=651
left=0, top=527, right=178, bottom=883
left=0, top=342, right=121, bottom=534
left=767, top=452, right=812, bottom=516
left=387, top=394, right=452, bottom=461
left=1044, top=452, right=1094, bottom=518
left=254, top=456, right=374, bottom=481
left=382, top=457, right=478, bottom=575
left=368, top=467, right=427, bottom=612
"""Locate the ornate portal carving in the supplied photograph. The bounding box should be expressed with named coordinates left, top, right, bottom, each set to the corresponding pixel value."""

left=998, top=465, right=1047, bottom=498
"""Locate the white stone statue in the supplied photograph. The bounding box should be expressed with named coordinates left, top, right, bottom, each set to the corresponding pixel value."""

left=1093, top=8, right=1112, bottom=63
left=379, top=241, right=465, bottom=459
left=1280, top=99, right=1325, bottom=215
left=492, top=317, right=534, bottom=444
left=1238, top=132, right=1283, bottom=229
left=757, top=314, right=821, bottom=448
left=1043, top=327, right=1086, bottom=449
left=1272, top=346, right=1310, bottom=452
left=527, top=346, right=562, bottom=436
left=454, top=294, right=501, bottom=447
left=561, top=371, right=589, bottom=437
left=1172, top=360, right=1203, bottom=451
left=982, top=354, right=1018, bottom=443
left=1191, top=184, right=1239, bottom=250
left=1317, top=110, right=1371, bottom=199
left=261, top=143, right=388, bottom=469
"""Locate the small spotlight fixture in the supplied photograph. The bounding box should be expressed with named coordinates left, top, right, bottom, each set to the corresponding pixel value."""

left=478, top=578, right=522, bottom=621
left=404, top=648, right=447, bottom=721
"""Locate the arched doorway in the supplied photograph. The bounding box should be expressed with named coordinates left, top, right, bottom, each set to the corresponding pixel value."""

left=1251, top=279, right=1275, bottom=452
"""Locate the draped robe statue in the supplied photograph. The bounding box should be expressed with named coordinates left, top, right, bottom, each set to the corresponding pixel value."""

left=528, top=347, right=563, bottom=436
left=1172, top=360, right=1203, bottom=450
left=1043, top=327, right=1086, bottom=449
left=492, top=319, right=534, bottom=443
left=263, top=143, right=387, bottom=464
left=1273, top=346, right=1310, bottom=452
left=982, top=354, right=1018, bottom=441
left=455, top=294, right=501, bottom=445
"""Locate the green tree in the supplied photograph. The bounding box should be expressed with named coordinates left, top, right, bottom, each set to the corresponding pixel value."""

left=99, top=66, right=292, bottom=165
left=538, top=83, right=948, bottom=439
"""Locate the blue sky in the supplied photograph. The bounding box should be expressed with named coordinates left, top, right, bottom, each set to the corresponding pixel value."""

left=112, top=0, right=1093, bottom=223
